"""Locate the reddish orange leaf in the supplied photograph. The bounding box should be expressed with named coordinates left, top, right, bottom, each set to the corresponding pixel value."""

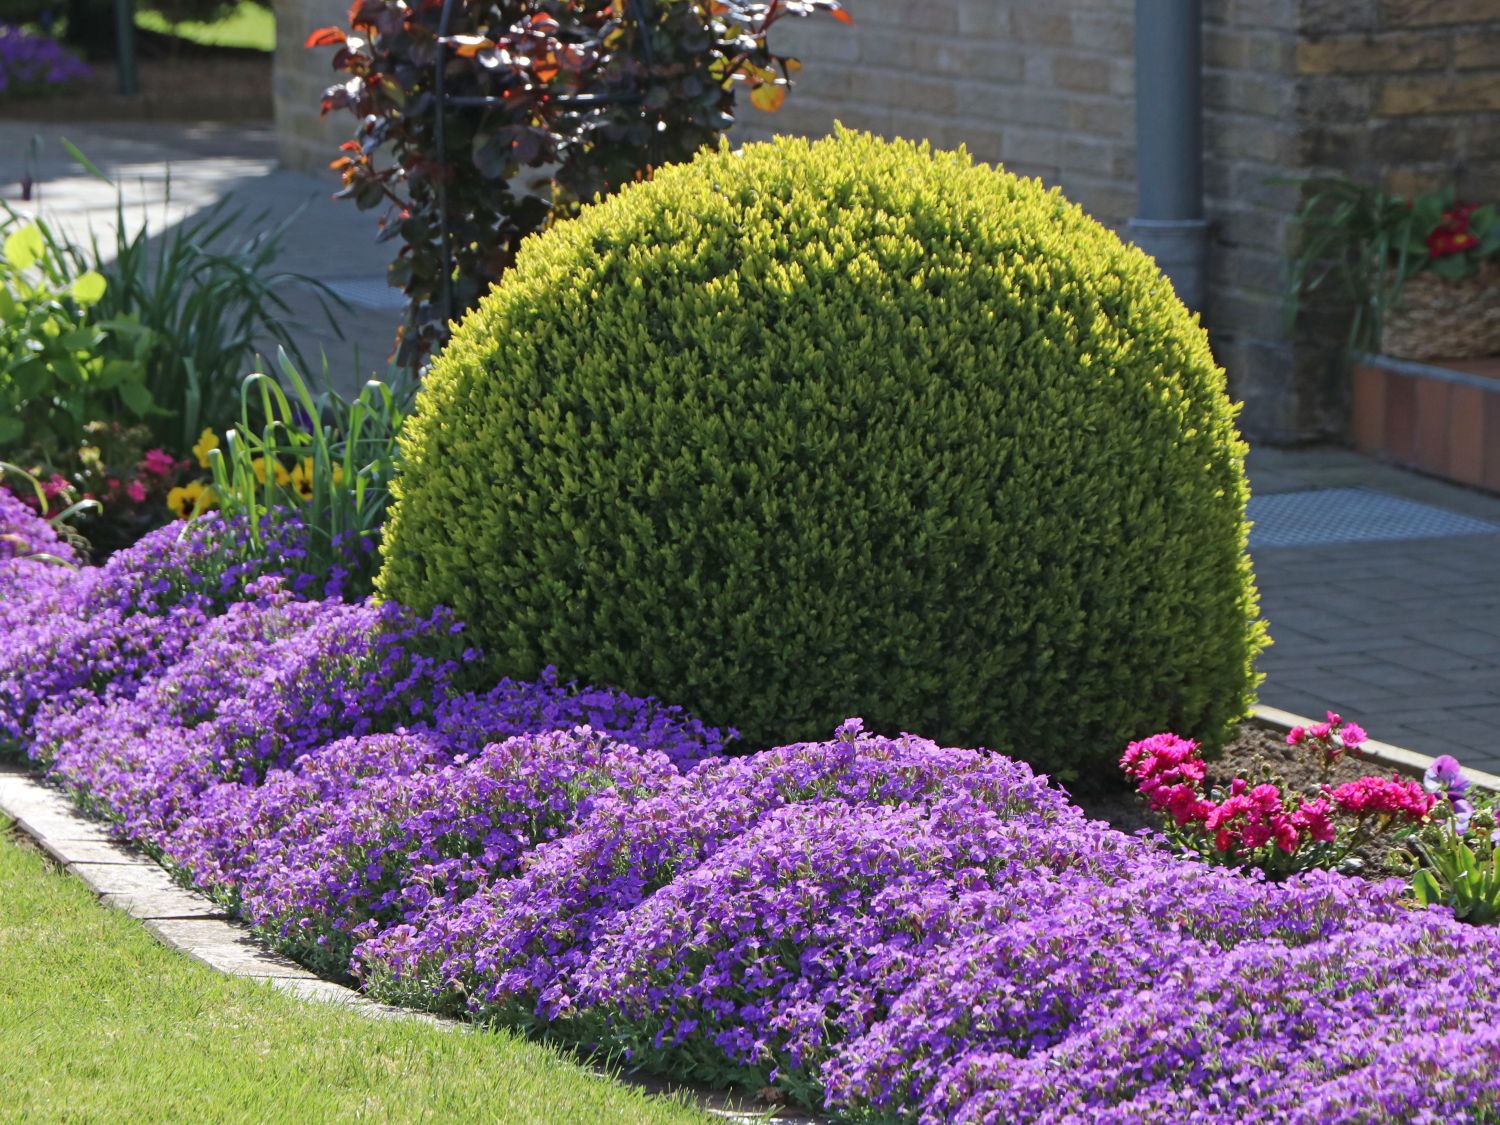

left=305, top=26, right=346, bottom=48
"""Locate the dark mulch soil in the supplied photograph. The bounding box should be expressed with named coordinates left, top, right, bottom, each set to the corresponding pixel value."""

left=10, top=40, right=270, bottom=122
left=1072, top=719, right=1417, bottom=878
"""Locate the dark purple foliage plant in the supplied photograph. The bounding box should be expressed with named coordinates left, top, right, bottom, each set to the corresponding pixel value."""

left=307, top=0, right=850, bottom=366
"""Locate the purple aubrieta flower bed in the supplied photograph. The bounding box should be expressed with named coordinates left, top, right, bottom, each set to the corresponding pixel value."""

left=0, top=23, right=89, bottom=98
left=2, top=498, right=1499, bottom=1123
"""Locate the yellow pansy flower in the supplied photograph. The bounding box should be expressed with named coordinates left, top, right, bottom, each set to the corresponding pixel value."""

left=289, top=457, right=316, bottom=501
left=192, top=429, right=220, bottom=469
left=165, top=479, right=218, bottom=520
left=250, top=457, right=291, bottom=487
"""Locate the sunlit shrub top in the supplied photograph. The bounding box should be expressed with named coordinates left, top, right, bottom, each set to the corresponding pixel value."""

left=381, top=128, right=1266, bottom=773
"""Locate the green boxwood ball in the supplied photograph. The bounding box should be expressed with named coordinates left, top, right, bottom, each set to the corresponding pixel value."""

left=379, top=128, right=1266, bottom=776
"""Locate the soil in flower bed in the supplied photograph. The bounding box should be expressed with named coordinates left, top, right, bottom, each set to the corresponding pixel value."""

left=1072, top=719, right=1414, bottom=877
left=10, top=35, right=270, bottom=122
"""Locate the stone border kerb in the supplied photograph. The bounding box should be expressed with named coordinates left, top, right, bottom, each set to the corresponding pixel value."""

left=1253, top=704, right=1500, bottom=793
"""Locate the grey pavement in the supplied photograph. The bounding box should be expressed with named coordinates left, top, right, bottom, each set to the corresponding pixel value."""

left=1248, top=447, right=1500, bottom=775
left=0, top=120, right=403, bottom=396
left=4, top=119, right=1499, bottom=774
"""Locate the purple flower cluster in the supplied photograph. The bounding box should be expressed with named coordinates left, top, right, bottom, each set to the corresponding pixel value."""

left=0, top=486, right=76, bottom=562
left=0, top=514, right=317, bottom=756
left=0, top=23, right=89, bottom=97
left=5, top=523, right=1499, bottom=1123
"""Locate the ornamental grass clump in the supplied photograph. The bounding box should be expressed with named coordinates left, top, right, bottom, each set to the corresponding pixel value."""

left=380, top=128, right=1265, bottom=774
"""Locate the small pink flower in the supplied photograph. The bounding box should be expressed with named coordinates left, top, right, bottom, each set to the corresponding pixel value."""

left=1292, top=796, right=1336, bottom=844
left=126, top=480, right=147, bottom=503
left=140, top=449, right=178, bottom=478
left=1329, top=775, right=1434, bottom=822
left=1338, top=721, right=1366, bottom=751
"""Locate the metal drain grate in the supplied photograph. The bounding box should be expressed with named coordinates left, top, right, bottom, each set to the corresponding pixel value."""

left=1248, top=487, right=1500, bottom=549
left=320, top=277, right=407, bottom=311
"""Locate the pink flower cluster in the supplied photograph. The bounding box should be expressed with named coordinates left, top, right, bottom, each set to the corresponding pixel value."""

left=1120, top=733, right=1214, bottom=826
left=1204, top=779, right=1335, bottom=854
left=1122, top=722, right=1434, bottom=878
left=1287, top=711, right=1367, bottom=776
left=1328, top=775, right=1436, bottom=822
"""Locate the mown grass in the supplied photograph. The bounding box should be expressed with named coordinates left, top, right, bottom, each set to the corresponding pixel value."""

left=134, top=1, right=276, bottom=52
left=0, top=815, right=714, bottom=1124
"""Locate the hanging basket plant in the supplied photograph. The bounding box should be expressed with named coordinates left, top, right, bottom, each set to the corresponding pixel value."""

left=1289, top=180, right=1500, bottom=362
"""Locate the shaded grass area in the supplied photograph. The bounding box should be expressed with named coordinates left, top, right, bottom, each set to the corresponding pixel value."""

left=134, top=1, right=275, bottom=52
left=0, top=815, right=713, bottom=1125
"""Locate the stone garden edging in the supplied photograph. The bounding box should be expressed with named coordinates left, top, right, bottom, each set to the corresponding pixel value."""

left=0, top=767, right=432, bottom=1020
left=0, top=766, right=787, bottom=1124
left=1252, top=704, right=1500, bottom=793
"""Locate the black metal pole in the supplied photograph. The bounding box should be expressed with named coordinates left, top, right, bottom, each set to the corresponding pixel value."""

left=434, top=0, right=458, bottom=329
left=113, top=0, right=138, bottom=96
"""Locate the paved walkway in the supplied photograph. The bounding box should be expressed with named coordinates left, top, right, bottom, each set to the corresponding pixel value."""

left=4, top=120, right=1499, bottom=774
left=0, top=120, right=402, bottom=396
left=1248, top=448, right=1500, bottom=774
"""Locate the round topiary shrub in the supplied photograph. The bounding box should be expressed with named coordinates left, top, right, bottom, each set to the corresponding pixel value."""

left=379, top=128, right=1266, bottom=776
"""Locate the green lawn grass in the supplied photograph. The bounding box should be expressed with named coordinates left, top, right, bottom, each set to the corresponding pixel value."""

left=0, top=815, right=714, bottom=1124
left=134, top=1, right=276, bottom=52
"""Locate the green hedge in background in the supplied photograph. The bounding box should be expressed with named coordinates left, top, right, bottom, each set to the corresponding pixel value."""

left=379, top=128, right=1266, bottom=777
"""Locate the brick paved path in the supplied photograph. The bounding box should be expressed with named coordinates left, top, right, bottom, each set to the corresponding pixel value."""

left=1249, top=448, right=1500, bottom=774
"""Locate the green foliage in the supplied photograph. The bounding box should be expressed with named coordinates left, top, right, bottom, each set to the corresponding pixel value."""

left=310, top=0, right=848, bottom=368
left=0, top=212, right=155, bottom=459
left=1286, top=178, right=1500, bottom=353
left=3, top=141, right=344, bottom=470
left=1401, top=796, right=1500, bottom=925
left=134, top=0, right=275, bottom=52
left=380, top=130, right=1266, bottom=775
left=207, top=351, right=412, bottom=597
left=85, top=194, right=344, bottom=456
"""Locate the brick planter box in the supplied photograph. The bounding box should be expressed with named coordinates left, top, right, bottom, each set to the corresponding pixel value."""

left=1352, top=355, right=1500, bottom=493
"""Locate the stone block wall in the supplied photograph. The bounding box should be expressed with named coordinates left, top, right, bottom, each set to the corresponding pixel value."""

left=271, top=0, right=1500, bottom=442
left=272, top=0, right=349, bottom=177
left=1297, top=1, right=1500, bottom=204
left=732, top=2, right=1139, bottom=232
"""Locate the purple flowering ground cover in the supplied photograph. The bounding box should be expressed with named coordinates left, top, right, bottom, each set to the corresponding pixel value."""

left=2, top=497, right=1498, bottom=1123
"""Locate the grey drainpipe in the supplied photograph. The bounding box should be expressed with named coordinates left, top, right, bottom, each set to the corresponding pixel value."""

left=1127, top=0, right=1208, bottom=316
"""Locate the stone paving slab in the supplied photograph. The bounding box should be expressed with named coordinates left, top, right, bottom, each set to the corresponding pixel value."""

left=143, top=919, right=320, bottom=980
left=0, top=120, right=402, bottom=397
left=69, top=861, right=229, bottom=920
left=1248, top=448, right=1500, bottom=776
